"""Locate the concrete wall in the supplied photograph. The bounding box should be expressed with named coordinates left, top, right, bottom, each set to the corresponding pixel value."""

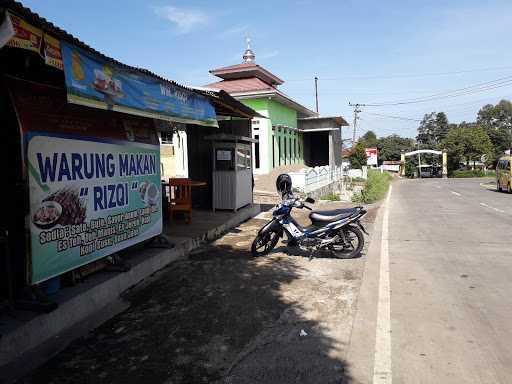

left=242, top=98, right=271, bottom=174
left=241, top=98, right=304, bottom=174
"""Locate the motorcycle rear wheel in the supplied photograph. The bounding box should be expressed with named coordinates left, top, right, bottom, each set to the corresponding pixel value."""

left=251, top=231, right=280, bottom=257
left=332, top=225, right=364, bottom=259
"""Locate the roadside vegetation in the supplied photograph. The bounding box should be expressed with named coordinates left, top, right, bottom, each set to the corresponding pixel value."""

left=451, top=169, right=496, bottom=178
left=353, top=100, right=512, bottom=177
left=352, top=170, right=392, bottom=204
left=319, top=192, right=340, bottom=201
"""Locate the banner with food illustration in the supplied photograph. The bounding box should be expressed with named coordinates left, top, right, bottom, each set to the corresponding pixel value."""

left=60, top=41, right=218, bottom=127
left=27, top=134, right=162, bottom=284
left=6, top=77, right=163, bottom=284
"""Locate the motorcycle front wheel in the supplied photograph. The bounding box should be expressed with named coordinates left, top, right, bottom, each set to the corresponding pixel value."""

left=251, top=231, right=280, bottom=257
left=332, top=225, right=364, bottom=259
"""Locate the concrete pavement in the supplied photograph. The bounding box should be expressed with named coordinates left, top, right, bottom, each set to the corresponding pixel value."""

left=348, top=178, right=512, bottom=384
left=21, top=201, right=378, bottom=384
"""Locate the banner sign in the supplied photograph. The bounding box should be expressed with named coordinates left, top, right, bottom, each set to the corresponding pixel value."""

left=60, top=42, right=218, bottom=127
left=7, top=77, right=163, bottom=284
left=1, top=12, right=64, bottom=69
left=42, top=33, right=63, bottom=70
left=365, top=147, right=378, bottom=166
left=5, top=12, right=42, bottom=53
left=27, top=135, right=161, bottom=283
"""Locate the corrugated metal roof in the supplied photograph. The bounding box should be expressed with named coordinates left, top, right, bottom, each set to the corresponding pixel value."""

left=0, top=0, right=203, bottom=96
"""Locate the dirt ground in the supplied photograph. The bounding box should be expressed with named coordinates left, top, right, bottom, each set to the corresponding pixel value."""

left=22, top=201, right=378, bottom=384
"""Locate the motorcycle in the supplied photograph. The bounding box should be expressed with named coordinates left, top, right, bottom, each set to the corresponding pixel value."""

left=251, top=195, right=368, bottom=259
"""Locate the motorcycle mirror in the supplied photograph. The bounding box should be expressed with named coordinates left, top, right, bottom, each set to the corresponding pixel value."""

left=305, top=197, right=315, bottom=204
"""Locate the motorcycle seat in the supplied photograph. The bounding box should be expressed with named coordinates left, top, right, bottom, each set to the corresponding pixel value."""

left=309, top=207, right=359, bottom=223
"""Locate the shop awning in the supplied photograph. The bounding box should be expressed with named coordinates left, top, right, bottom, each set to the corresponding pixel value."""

left=0, top=2, right=218, bottom=127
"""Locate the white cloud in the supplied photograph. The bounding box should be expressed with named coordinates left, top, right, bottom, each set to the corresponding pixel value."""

left=217, top=24, right=250, bottom=39
left=153, top=5, right=209, bottom=33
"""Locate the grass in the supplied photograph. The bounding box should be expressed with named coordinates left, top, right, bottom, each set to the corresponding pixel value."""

left=450, top=169, right=496, bottom=178
left=320, top=192, right=340, bottom=201
left=352, top=169, right=393, bottom=204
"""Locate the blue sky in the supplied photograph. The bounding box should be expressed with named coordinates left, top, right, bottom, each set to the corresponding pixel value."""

left=22, top=0, right=512, bottom=138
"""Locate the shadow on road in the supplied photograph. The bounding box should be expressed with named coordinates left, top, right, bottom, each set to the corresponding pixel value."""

left=24, top=226, right=354, bottom=383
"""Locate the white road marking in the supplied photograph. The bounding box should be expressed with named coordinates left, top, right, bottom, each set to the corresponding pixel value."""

left=373, top=185, right=393, bottom=384
left=450, top=191, right=461, bottom=196
left=479, top=202, right=505, bottom=213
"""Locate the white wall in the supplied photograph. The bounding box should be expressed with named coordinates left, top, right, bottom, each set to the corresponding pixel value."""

left=251, top=109, right=271, bottom=175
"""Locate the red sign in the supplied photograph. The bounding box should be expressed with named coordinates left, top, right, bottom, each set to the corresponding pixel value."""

left=365, top=148, right=378, bottom=165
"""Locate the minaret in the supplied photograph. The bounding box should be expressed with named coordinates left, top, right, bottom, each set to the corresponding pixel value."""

left=242, top=37, right=256, bottom=63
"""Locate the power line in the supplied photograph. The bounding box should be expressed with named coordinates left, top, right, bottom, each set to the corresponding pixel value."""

left=361, top=76, right=512, bottom=106
left=364, top=112, right=422, bottom=122
left=285, top=66, right=512, bottom=82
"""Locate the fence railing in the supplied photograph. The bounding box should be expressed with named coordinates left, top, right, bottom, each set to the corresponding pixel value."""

left=289, top=165, right=347, bottom=193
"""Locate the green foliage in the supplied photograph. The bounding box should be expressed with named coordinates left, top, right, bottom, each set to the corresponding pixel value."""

left=320, top=192, right=340, bottom=201
left=377, top=134, right=414, bottom=162
left=360, top=130, right=378, bottom=148
left=442, top=123, right=493, bottom=172
left=417, top=112, right=449, bottom=148
left=451, top=169, right=496, bottom=178
left=352, top=169, right=392, bottom=204
left=349, top=142, right=368, bottom=169
left=477, top=100, right=512, bottom=162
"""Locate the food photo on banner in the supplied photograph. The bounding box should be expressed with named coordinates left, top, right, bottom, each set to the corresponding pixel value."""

left=7, top=77, right=163, bottom=284
left=60, top=41, right=218, bottom=126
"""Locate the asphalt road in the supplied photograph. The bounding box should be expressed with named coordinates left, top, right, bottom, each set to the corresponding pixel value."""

left=348, top=178, right=512, bottom=384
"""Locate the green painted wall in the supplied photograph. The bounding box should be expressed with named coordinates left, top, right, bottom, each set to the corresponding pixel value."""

left=268, top=99, right=297, bottom=128
left=241, top=98, right=269, bottom=112
left=240, top=97, right=304, bottom=172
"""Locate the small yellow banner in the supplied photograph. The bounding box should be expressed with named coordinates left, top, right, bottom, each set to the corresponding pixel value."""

left=6, top=12, right=43, bottom=54
left=43, top=33, right=63, bottom=70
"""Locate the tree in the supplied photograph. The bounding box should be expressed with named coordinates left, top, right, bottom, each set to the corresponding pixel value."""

left=349, top=142, right=367, bottom=169
left=434, top=112, right=449, bottom=143
left=416, top=112, right=450, bottom=148
left=477, top=100, right=512, bottom=160
left=443, top=123, right=493, bottom=171
left=360, top=130, right=378, bottom=148
left=416, top=112, right=436, bottom=147
left=377, top=134, right=414, bottom=162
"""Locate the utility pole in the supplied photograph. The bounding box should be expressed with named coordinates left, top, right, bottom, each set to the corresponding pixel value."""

left=348, top=102, right=366, bottom=145
left=314, top=76, right=319, bottom=114
left=417, top=142, right=422, bottom=179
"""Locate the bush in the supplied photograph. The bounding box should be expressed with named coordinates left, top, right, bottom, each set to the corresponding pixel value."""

left=320, top=192, right=340, bottom=201
left=352, top=170, right=392, bottom=204
left=451, top=169, right=496, bottom=178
